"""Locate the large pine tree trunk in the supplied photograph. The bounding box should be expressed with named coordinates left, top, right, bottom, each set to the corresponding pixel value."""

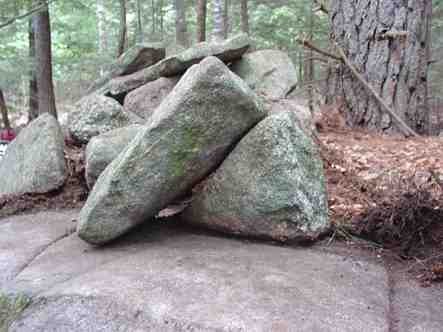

left=34, top=1, right=57, bottom=119
left=328, top=0, right=432, bottom=134
left=196, top=0, right=207, bottom=42
left=174, top=0, right=188, bottom=47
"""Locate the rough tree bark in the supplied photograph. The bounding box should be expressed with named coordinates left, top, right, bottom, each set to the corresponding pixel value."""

left=28, top=17, right=38, bottom=122
left=211, top=0, right=224, bottom=41
left=328, top=0, right=432, bottom=134
left=0, top=88, right=11, bottom=130
left=117, top=0, right=127, bottom=58
left=196, top=0, right=207, bottom=42
left=34, top=1, right=57, bottom=119
left=174, top=0, right=188, bottom=47
left=240, top=0, right=249, bottom=35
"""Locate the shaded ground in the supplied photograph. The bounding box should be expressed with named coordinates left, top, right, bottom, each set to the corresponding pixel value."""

left=1, top=211, right=442, bottom=332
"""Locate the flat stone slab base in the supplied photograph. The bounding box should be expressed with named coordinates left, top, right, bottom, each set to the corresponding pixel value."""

left=1, top=211, right=442, bottom=331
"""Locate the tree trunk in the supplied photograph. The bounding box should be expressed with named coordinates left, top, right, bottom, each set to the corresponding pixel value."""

left=34, top=1, right=57, bottom=119
left=117, top=0, right=127, bottom=57
left=240, top=0, right=249, bottom=35
left=222, top=0, right=229, bottom=39
left=211, top=0, right=224, bottom=41
left=196, top=0, right=207, bottom=42
left=328, top=0, right=432, bottom=134
left=96, top=0, right=107, bottom=52
left=174, top=0, right=188, bottom=47
left=151, top=0, right=156, bottom=36
left=28, top=17, right=38, bottom=122
left=136, top=0, right=143, bottom=43
left=0, top=88, right=11, bottom=130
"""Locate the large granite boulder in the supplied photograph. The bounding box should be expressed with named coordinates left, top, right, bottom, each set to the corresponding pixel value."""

left=181, top=111, right=329, bottom=243
left=123, top=77, right=179, bottom=120
left=101, top=34, right=250, bottom=101
left=0, top=113, right=66, bottom=196
left=88, top=43, right=165, bottom=93
left=85, top=124, right=142, bottom=189
left=77, top=56, right=265, bottom=245
left=232, top=49, right=298, bottom=100
left=67, top=94, right=142, bottom=145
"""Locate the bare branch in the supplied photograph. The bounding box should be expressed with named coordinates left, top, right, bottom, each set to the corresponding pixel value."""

left=297, top=38, right=342, bottom=62
left=0, top=0, right=56, bottom=30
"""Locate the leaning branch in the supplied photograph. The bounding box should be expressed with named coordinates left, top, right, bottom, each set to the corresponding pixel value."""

left=334, top=42, right=419, bottom=138
left=0, top=0, right=56, bottom=30
left=296, top=39, right=342, bottom=62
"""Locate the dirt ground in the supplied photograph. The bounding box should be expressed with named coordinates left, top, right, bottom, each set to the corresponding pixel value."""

left=1, top=112, right=442, bottom=286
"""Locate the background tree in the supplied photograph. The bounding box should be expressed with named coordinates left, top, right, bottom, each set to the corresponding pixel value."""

left=174, top=0, right=188, bottom=47
left=34, top=0, right=57, bottom=119
left=135, top=0, right=143, bottom=43
left=211, top=0, right=224, bottom=41
left=196, top=0, right=207, bottom=42
left=0, top=88, right=11, bottom=130
left=117, top=0, right=127, bottom=57
left=240, top=0, right=249, bottom=35
left=28, top=16, right=38, bottom=121
left=328, top=0, right=433, bottom=135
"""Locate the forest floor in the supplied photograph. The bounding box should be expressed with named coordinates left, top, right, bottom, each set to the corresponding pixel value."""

left=317, top=110, right=443, bottom=286
left=1, top=111, right=443, bottom=286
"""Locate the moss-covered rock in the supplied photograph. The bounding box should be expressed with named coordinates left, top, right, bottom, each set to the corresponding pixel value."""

left=123, top=77, right=179, bottom=120
left=85, top=124, right=143, bottom=189
left=88, top=43, right=165, bottom=93
left=181, top=111, right=329, bottom=243
left=67, top=94, right=143, bottom=145
left=77, top=56, right=265, bottom=245
left=232, top=49, right=298, bottom=100
left=0, top=113, right=66, bottom=196
left=0, top=293, right=30, bottom=332
left=101, top=34, right=250, bottom=101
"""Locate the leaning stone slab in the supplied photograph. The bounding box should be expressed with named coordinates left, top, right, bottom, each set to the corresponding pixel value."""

left=77, top=56, right=265, bottom=245
left=88, top=43, right=165, bottom=93
left=0, top=113, right=66, bottom=196
left=181, top=111, right=329, bottom=243
left=232, top=49, right=298, bottom=100
left=123, top=77, right=179, bottom=120
left=85, top=124, right=143, bottom=189
left=67, top=94, right=143, bottom=145
left=101, top=34, right=250, bottom=101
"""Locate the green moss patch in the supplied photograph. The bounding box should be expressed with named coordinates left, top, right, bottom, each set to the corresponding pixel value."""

left=0, top=293, right=30, bottom=332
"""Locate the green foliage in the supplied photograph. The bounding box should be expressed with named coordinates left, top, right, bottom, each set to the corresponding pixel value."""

left=0, top=292, right=30, bottom=332
left=0, top=0, right=442, bottom=109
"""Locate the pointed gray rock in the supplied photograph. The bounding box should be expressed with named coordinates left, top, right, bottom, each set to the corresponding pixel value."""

left=0, top=113, right=66, bottom=196
left=181, top=111, right=329, bottom=243
left=77, top=56, right=265, bottom=245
